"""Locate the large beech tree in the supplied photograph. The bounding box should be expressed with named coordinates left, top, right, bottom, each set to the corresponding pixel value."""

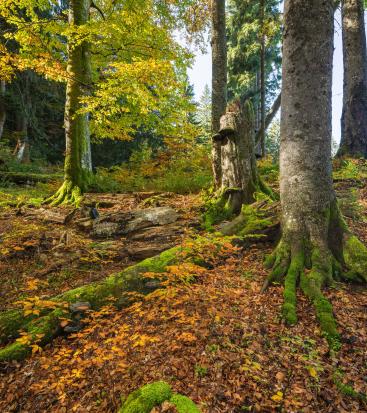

left=338, top=0, right=367, bottom=157
left=265, top=0, right=367, bottom=347
left=46, top=0, right=92, bottom=206
left=211, top=0, right=227, bottom=189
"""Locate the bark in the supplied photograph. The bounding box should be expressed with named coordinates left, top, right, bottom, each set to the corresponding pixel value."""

left=266, top=0, right=367, bottom=349
left=46, top=0, right=92, bottom=206
left=255, top=93, right=281, bottom=145
left=338, top=0, right=367, bottom=157
left=218, top=100, right=259, bottom=214
left=0, top=80, right=6, bottom=140
left=211, top=0, right=227, bottom=189
left=259, top=0, right=266, bottom=158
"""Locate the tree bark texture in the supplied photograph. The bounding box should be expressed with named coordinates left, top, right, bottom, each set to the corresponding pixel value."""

left=338, top=0, right=367, bottom=157
left=64, top=0, right=92, bottom=186
left=280, top=0, right=334, bottom=254
left=211, top=0, right=227, bottom=189
left=266, top=0, right=367, bottom=347
left=260, top=0, right=266, bottom=157
left=218, top=100, right=259, bottom=214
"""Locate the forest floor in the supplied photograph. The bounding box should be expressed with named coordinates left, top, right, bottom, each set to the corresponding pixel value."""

left=0, top=168, right=366, bottom=412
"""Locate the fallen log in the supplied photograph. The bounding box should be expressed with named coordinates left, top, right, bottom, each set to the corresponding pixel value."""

left=0, top=236, right=227, bottom=362
left=0, top=171, right=62, bottom=185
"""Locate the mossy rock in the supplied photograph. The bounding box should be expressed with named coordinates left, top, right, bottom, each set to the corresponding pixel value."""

left=118, top=382, right=201, bottom=413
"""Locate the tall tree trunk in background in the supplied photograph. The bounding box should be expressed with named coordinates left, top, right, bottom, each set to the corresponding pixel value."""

left=46, top=0, right=92, bottom=206
left=265, top=0, right=367, bottom=345
left=338, top=0, right=367, bottom=157
left=211, top=0, right=227, bottom=189
left=255, top=92, right=281, bottom=145
left=259, top=0, right=266, bottom=157
left=0, top=80, right=6, bottom=140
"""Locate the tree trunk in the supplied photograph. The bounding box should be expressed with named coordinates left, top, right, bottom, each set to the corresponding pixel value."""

left=219, top=100, right=259, bottom=213
left=338, top=0, right=367, bottom=157
left=0, top=80, right=6, bottom=140
left=259, top=0, right=266, bottom=158
left=255, top=92, right=281, bottom=145
left=211, top=0, right=227, bottom=189
left=46, top=0, right=92, bottom=206
left=266, top=0, right=367, bottom=348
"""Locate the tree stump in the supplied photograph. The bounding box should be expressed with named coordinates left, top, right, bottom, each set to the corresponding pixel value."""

left=218, top=100, right=259, bottom=214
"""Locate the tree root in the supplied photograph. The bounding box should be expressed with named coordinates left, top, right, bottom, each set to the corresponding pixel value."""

left=263, top=230, right=367, bottom=350
left=43, top=180, right=84, bottom=207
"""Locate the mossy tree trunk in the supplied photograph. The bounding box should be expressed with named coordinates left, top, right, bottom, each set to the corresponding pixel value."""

left=46, top=0, right=92, bottom=207
left=0, top=80, right=6, bottom=140
left=211, top=0, right=227, bottom=189
left=218, top=100, right=259, bottom=214
left=266, top=0, right=367, bottom=349
left=338, top=0, right=367, bottom=157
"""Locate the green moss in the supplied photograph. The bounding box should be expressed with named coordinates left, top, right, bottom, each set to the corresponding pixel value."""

left=119, top=382, right=172, bottom=413
left=0, top=341, right=30, bottom=361
left=300, top=265, right=340, bottom=350
left=220, top=203, right=273, bottom=237
left=269, top=241, right=291, bottom=282
left=333, top=369, right=367, bottom=401
left=0, top=309, right=28, bottom=344
left=170, top=394, right=201, bottom=413
left=282, top=252, right=303, bottom=325
left=202, top=189, right=234, bottom=230
left=343, top=236, right=367, bottom=282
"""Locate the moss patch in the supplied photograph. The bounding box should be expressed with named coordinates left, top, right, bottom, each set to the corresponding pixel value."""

left=170, top=394, right=201, bottom=413
left=119, top=381, right=172, bottom=413
left=118, top=382, right=200, bottom=413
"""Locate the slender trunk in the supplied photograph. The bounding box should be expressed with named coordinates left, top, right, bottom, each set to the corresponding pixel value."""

left=255, top=93, right=281, bottom=145
left=64, top=0, right=92, bottom=189
left=0, top=80, right=6, bottom=140
left=260, top=0, right=266, bottom=157
left=338, top=0, right=367, bottom=157
left=211, top=0, right=227, bottom=189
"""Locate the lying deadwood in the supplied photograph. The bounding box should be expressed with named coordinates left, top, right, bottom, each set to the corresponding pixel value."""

left=0, top=171, right=62, bottom=185
left=0, top=246, right=181, bottom=361
left=0, top=236, right=229, bottom=361
left=78, top=207, right=179, bottom=237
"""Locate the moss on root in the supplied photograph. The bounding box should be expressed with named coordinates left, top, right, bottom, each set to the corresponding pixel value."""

left=343, top=235, right=367, bottom=282
left=118, top=382, right=200, bottom=413
left=202, top=188, right=235, bottom=230
left=283, top=252, right=303, bottom=325
left=43, top=180, right=84, bottom=207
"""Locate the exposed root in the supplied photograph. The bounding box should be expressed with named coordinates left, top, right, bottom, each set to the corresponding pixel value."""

left=43, top=180, right=84, bottom=207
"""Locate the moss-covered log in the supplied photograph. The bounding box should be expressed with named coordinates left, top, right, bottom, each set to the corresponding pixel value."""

left=0, top=247, right=183, bottom=361
left=118, top=381, right=200, bottom=413
left=0, top=236, right=228, bottom=361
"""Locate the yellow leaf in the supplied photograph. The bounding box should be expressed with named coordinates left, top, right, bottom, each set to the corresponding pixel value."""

left=271, top=391, right=283, bottom=402
left=308, top=367, right=318, bottom=378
